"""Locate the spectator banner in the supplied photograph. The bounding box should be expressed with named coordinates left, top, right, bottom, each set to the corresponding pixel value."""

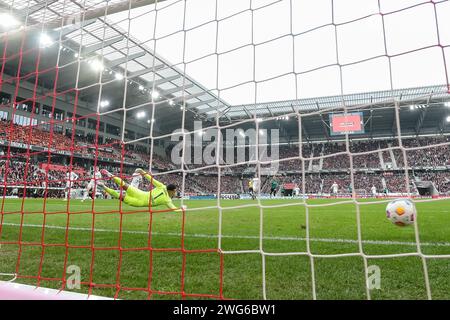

left=39, top=163, right=85, bottom=174
left=283, top=183, right=297, bottom=190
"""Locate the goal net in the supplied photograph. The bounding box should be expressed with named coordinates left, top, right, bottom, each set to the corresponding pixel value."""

left=0, top=0, right=450, bottom=300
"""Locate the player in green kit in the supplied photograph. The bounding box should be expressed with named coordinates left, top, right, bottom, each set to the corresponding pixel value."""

left=98, top=168, right=186, bottom=212
left=347, top=184, right=353, bottom=194
left=270, top=177, right=278, bottom=198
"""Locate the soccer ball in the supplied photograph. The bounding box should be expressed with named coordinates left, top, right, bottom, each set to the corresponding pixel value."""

left=386, top=198, right=416, bottom=226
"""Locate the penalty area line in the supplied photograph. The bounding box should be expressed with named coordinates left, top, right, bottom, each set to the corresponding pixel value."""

left=2, top=222, right=450, bottom=247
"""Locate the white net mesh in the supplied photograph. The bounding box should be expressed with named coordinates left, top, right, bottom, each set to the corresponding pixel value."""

left=0, top=0, right=449, bottom=300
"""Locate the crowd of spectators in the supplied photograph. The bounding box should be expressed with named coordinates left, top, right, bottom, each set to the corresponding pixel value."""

left=0, top=119, right=169, bottom=169
left=0, top=157, right=244, bottom=196
left=1, top=117, right=449, bottom=196
left=2, top=118, right=449, bottom=172
left=258, top=171, right=449, bottom=195
left=415, top=171, right=450, bottom=193
left=1, top=158, right=448, bottom=197
left=393, top=136, right=450, bottom=168
left=187, top=175, right=243, bottom=194
left=274, top=137, right=449, bottom=171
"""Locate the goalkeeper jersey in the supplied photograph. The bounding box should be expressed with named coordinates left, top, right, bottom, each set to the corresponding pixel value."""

left=123, top=175, right=178, bottom=211
left=149, top=187, right=177, bottom=210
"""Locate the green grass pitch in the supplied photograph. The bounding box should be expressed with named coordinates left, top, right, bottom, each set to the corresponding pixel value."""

left=0, top=197, right=449, bottom=300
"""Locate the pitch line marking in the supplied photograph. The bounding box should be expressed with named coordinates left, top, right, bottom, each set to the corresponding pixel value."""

left=2, top=222, right=450, bottom=248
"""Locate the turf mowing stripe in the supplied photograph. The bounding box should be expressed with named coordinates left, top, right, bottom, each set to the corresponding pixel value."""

left=2, top=222, right=450, bottom=248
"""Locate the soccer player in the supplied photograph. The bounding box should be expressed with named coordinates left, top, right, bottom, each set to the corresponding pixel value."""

left=330, top=181, right=338, bottom=197
left=248, top=179, right=254, bottom=199
left=130, top=168, right=143, bottom=188
left=98, top=168, right=186, bottom=212
left=82, top=167, right=102, bottom=202
left=293, top=184, right=300, bottom=197
left=270, top=177, right=278, bottom=198
left=11, top=186, right=18, bottom=197
left=64, top=170, right=79, bottom=201
left=41, top=180, right=47, bottom=198
left=252, top=176, right=259, bottom=200
left=371, top=185, right=377, bottom=197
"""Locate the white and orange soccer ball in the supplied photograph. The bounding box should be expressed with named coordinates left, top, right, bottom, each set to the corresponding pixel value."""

left=386, top=198, right=416, bottom=226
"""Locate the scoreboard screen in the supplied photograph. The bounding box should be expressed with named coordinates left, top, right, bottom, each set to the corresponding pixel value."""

left=329, top=112, right=364, bottom=135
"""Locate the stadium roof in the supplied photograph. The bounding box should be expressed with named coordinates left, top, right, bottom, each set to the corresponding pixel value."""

left=216, top=84, right=450, bottom=120
left=207, top=84, right=450, bottom=142
left=0, top=0, right=229, bottom=131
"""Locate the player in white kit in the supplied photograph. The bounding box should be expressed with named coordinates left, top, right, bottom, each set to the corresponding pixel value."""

left=371, top=185, right=377, bottom=197
left=82, top=167, right=102, bottom=202
left=251, top=177, right=259, bottom=200
left=293, top=185, right=300, bottom=197
left=330, top=181, right=339, bottom=196
left=130, top=169, right=143, bottom=189
left=64, top=170, right=79, bottom=201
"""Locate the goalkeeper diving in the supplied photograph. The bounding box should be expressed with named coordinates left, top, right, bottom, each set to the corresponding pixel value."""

left=98, top=168, right=186, bottom=212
